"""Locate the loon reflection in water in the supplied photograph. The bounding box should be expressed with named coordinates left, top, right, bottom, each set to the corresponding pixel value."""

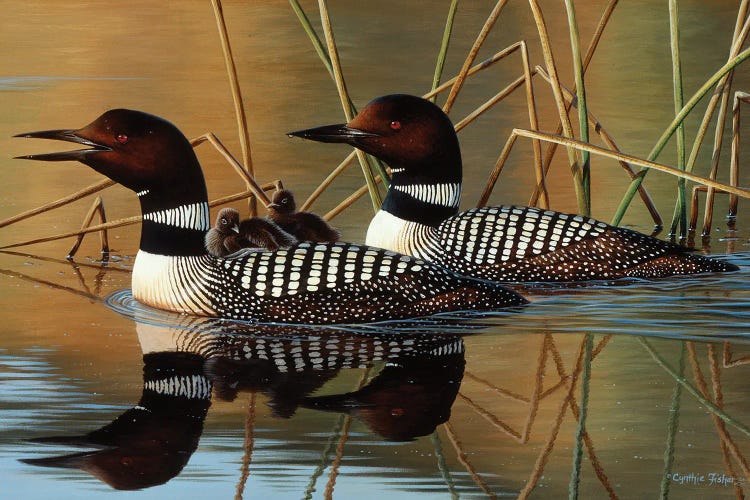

left=22, top=301, right=469, bottom=490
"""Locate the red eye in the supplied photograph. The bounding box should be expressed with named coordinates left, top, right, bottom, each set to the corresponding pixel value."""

left=390, top=120, right=401, bottom=131
left=116, top=133, right=129, bottom=144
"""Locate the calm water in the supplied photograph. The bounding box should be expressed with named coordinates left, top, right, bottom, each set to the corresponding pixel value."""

left=2, top=1, right=750, bottom=499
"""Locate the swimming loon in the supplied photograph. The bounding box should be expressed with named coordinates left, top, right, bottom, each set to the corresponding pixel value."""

left=267, top=189, right=341, bottom=243
left=15, top=109, right=526, bottom=322
left=289, top=94, right=738, bottom=282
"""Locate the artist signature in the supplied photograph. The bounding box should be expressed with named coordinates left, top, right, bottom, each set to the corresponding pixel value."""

left=668, top=472, right=739, bottom=487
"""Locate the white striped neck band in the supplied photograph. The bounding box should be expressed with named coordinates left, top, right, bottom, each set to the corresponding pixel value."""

left=136, top=189, right=150, bottom=197
left=143, top=202, right=211, bottom=231
left=394, top=182, right=461, bottom=207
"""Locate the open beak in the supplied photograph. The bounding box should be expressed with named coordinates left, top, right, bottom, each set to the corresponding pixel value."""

left=287, top=124, right=380, bottom=144
left=13, top=129, right=111, bottom=161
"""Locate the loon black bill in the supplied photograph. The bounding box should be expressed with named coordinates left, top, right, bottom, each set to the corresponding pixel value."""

left=287, top=124, right=380, bottom=144
left=14, top=129, right=111, bottom=161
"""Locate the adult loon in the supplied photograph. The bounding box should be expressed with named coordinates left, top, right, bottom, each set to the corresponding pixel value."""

left=289, top=94, right=738, bottom=282
left=15, top=109, right=526, bottom=323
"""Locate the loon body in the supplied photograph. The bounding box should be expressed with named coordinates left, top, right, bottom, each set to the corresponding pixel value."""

left=268, top=189, right=341, bottom=243
left=16, top=109, right=525, bottom=323
left=290, top=94, right=738, bottom=282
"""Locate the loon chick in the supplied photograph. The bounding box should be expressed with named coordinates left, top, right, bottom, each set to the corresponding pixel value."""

left=290, top=94, right=738, bottom=282
left=205, top=207, right=298, bottom=257
left=16, top=109, right=526, bottom=323
left=205, top=207, right=243, bottom=257
left=239, top=216, right=298, bottom=251
left=267, top=189, right=341, bottom=242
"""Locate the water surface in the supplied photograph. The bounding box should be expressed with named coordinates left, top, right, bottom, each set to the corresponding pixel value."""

left=1, top=1, right=749, bottom=499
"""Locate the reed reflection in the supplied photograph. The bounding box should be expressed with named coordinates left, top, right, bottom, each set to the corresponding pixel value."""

left=23, top=294, right=470, bottom=490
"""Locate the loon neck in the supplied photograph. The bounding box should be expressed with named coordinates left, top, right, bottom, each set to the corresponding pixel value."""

left=382, top=170, right=462, bottom=227
left=137, top=186, right=210, bottom=256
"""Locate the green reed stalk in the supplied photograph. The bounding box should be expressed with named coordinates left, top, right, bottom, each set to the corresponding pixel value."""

left=687, top=3, right=748, bottom=179
left=611, top=46, right=750, bottom=226
left=317, top=0, right=382, bottom=210
left=638, top=337, right=750, bottom=439
left=431, top=0, right=460, bottom=103
left=431, top=431, right=459, bottom=499
left=564, top=0, right=591, bottom=214
left=211, top=0, right=258, bottom=216
left=291, top=0, right=389, bottom=198
left=659, top=342, right=685, bottom=499
left=668, top=0, right=687, bottom=238
left=568, top=334, right=593, bottom=500
left=303, top=414, right=346, bottom=499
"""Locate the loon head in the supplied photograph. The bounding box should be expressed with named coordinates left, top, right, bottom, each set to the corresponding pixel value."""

left=289, top=94, right=462, bottom=183
left=269, top=189, right=296, bottom=214
left=15, top=109, right=206, bottom=198
left=214, top=207, right=240, bottom=235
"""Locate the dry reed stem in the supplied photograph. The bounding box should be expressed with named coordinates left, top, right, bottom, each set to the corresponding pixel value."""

left=301, top=43, right=525, bottom=213
left=729, top=92, right=749, bottom=215
left=0, top=178, right=115, bottom=230
left=191, top=133, right=272, bottom=207
left=235, top=393, right=256, bottom=500
left=686, top=343, right=750, bottom=481
left=540, top=378, right=567, bottom=399
left=0, top=250, right=129, bottom=273
left=529, top=0, right=619, bottom=207
left=0, top=268, right=100, bottom=301
left=477, top=133, right=519, bottom=207
left=688, top=6, right=749, bottom=176
left=517, top=336, right=588, bottom=500
left=457, top=392, right=523, bottom=440
left=526, top=0, right=585, bottom=213
left=520, top=41, right=547, bottom=209
left=211, top=0, right=257, bottom=216
left=443, top=0, right=510, bottom=113
left=521, top=336, right=548, bottom=443
left=464, top=371, right=530, bottom=402
left=723, top=343, right=750, bottom=367
left=323, top=367, right=371, bottom=499
left=546, top=334, right=617, bottom=498
left=443, top=422, right=497, bottom=498
left=453, top=73, right=527, bottom=132
left=0, top=184, right=277, bottom=251
left=324, top=176, right=382, bottom=221
left=691, top=185, right=732, bottom=232
left=512, top=129, right=750, bottom=198
left=318, top=0, right=381, bottom=211
left=67, top=196, right=108, bottom=258
left=535, top=66, right=662, bottom=225
left=701, top=7, right=750, bottom=234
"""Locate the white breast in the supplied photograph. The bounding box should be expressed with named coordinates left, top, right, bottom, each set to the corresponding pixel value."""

left=132, top=250, right=216, bottom=316
left=366, top=210, right=438, bottom=260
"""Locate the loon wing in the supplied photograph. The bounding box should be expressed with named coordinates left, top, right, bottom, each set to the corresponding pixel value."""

left=435, top=206, right=709, bottom=281
left=207, top=241, right=525, bottom=323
